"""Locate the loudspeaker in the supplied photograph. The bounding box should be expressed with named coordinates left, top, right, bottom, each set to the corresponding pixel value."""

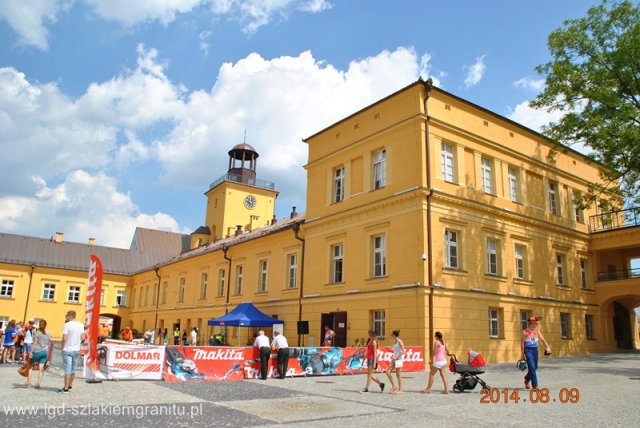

left=297, top=321, right=309, bottom=335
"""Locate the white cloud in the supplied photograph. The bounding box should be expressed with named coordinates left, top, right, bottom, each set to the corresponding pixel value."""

left=199, top=30, right=212, bottom=56
left=0, top=0, right=72, bottom=50
left=507, top=101, right=564, bottom=133
left=514, top=77, right=545, bottom=92
left=85, top=0, right=205, bottom=26
left=464, top=55, right=486, bottom=88
left=0, top=170, right=186, bottom=248
left=418, top=53, right=444, bottom=87
left=297, top=0, right=332, bottom=13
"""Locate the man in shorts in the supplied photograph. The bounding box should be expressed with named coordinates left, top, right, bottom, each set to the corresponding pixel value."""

left=59, top=311, right=86, bottom=393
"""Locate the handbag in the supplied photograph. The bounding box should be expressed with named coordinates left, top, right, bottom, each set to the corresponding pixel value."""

left=18, top=357, right=31, bottom=377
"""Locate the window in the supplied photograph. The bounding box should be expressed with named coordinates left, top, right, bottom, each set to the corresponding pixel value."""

left=481, top=157, right=493, bottom=194
left=372, top=234, right=387, bottom=277
left=152, top=283, right=158, bottom=305
left=217, top=269, right=226, bottom=297
left=144, top=285, right=149, bottom=306
left=0, top=316, right=8, bottom=331
left=331, top=244, right=344, bottom=283
left=548, top=181, right=559, bottom=215
left=556, top=253, right=566, bottom=286
left=161, top=281, right=168, bottom=304
left=287, top=254, right=298, bottom=289
left=200, top=273, right=208, bottom=299
left=486, top=238, right=499, bottom=275
left=0, top=279, right=14, bottom=297
left=100, top=289, right=106, bottom=306
left=514, top=244, right=526, bottom=280
left=333, top=167, right=345, bottom=203
left=372, top=309, right=385, bottom=338
left=441, top=143, right=455, bottom=183
left=258, top=260, right=268, bottom=292
left=585, top=314, right=595, bottom=339
left=508, top=167, right=519, bottom=202
left=572, top=191, right=584, bottom=222
left=235, top=265, right=243, bottom=295
left=115, top=290, right=126, bottom=307
left=42, top=283, right=56, bottom=301
left=373, top=149, right=386, bottom=189
left=580, top=259, right=588, bottom=289
left=67, top=285, right=81, bottom=303
left=520, top=310, right=530, bottom=332
left=131, top=289, right=136, bottom=307
left=560, top=313, right=571, bottom=339
left=444, top=230, right=459, bottom=269
left=178, top=278, right=185, bottom=302
left=488, top=308, right=501, bottom=338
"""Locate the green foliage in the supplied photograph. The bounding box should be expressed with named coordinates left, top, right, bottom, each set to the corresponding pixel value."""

left=531, top=0, right=640, bottom=209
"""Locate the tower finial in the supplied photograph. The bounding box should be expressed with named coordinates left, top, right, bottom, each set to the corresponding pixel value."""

left=244, top=129, right=247, bottom=144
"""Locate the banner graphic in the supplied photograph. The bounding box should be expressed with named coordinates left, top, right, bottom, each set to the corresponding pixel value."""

left=82, top=255, right=102, bottom=376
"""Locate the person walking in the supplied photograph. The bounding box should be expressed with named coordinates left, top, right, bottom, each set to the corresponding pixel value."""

left=190, top=327, right=198, bottom=346
left=360, top=330, right=385, bottom=393
left=253, top=330, right=271, bottom=380
left=422, top=331, right=450, bottom=394
left=59, top=311, right=86, bottom=393
left=25, top=319, right=51, bottom=389
left=521, top=316, right=551, bottom=389
left=323, top=325, right=335, bottom=346
left=1, top=319, right=16, bottom=364
left=22, top=320, right=35, bottom=361
left=385, top=330, right=406, bottom=394
left=272, top=331, right=290, bottom=379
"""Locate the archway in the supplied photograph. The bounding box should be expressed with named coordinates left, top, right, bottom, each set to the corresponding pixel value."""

left=99, top=313, right=122, bottom=339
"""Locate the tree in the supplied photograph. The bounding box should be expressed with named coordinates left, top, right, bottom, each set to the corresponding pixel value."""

left=532, top=0, right=640, bottom=211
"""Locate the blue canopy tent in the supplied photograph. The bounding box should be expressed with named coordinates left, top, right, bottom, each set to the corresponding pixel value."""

left=208, top=303, right=283, bottom=345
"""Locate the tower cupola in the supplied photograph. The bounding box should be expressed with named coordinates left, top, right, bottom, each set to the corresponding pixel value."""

left=228, top=143, right=259, bottom=185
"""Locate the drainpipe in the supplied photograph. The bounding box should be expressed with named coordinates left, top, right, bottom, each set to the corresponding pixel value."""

left=424, top=78, right=435, bottom=358
left=22, top=264, right=36, bottom=322
left=154, top=267, right=161, bottom=333
left=293, top=221, right=305, bottom=347
left=223, top=245, right=232, bottom=314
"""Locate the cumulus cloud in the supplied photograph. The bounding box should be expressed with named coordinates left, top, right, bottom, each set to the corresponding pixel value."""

left=85, top=0, right=205, bottom=26
left=507, top=101, right=564, bottom=133
left=0, top=170, right=187, bottom=248
left=0, top=0, right=72, bottom=50
left=513, top=76, right=545, bottom=92
left=463, top=55, right=486, bottom=88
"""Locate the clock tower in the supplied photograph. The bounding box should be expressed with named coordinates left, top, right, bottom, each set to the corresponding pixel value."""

left=191, top=144, right=279, bottom=247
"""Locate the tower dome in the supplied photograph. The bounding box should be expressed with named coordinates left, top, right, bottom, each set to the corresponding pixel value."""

left=228, top=143, right=259, bottom=184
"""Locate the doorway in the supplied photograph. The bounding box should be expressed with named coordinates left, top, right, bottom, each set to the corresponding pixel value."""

left=613, top=302, right=632, bottom=349
left=320, top=311, right=347, bottom=347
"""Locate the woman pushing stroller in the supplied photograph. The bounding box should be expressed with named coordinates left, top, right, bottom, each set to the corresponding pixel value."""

left=521, top=316, right=551, bottom=389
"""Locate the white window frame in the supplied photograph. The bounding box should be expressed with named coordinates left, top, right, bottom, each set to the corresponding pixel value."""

left=481, top=157, right=493, bottom=194
left=178, top=277, right=186, bottom=302
left=200, top=272, right=208, bottom=299
left=333, top=167, right=345, bottom=203
left=556, top=253, right=566, bottom=286
left=67, top=285, right=81, bottom=303
left=100, top=288, right=106, bottom=306
left=372, top=234, right=387, bottom=278
left=508, top=166, right=519, bottom=202
left=287, top=254, right=298, bottom=289
left=217, top=269, right=226, bottom=297
left=235, top=265, right=244, bottom=295
left=572, top=191, right=584, bottom=222
left=259, top=259, right=268, bottom=293
left=560, top=313, right=571, bottom=339
left=0, top=279, right=14, bottom=297
left=489, top=308, right=500, bottom=338
left=331, top=244, right=344, bottom=283
left=373, top=149, right=386, bottom=189
left=444, top=230, right=459, bottom=269
left=42, top=283, right=56, bottom=301
left=487, top=238, right=498, bottom=275
left=115, top=289, right=126, bottom=307
left=549, top=181, right=559, bottom=215
left=514, top=244, right=526, bottom=280
left=0, top=316, right=9, bottom=331
left=372, top=309, right=386, bottom=338
left=441, top=143, right=455, bottom=183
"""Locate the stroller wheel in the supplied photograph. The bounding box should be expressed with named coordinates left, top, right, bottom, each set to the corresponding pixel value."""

left=453, top=383, right=462, bottom=393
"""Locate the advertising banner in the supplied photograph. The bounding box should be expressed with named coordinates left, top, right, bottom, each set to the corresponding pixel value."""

left=84, top=344, right=165, bottom=380
left=81, top=255, right=102, bottom=376
left=163, top=346, right=250, bottom=382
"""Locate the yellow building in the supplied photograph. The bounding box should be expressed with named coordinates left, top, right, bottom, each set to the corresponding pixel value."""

left=1, top=80, right=638, bottom=363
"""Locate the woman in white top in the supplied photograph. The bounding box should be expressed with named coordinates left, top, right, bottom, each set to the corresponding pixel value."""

left=385, top=330, right=406, bottom=394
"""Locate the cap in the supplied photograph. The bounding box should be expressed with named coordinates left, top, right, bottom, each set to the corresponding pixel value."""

left=527, top=317, right=538, bottom=324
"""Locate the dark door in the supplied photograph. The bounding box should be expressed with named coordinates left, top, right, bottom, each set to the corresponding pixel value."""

left=613, top=302, right=632, bottom=349
left=321, top=313, right=333, bottom=345
left=320, top=312, right=347, bottom=347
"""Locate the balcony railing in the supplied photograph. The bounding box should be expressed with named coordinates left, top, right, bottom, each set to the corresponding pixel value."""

left=589, top=208, right=640, bottom=232
left=596, top=267, right=640, bottom=282
left=209, top=173, right=275, bottom=191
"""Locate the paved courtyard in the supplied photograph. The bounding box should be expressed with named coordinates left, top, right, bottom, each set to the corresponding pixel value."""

left=0, top=351, right=638, bottom=427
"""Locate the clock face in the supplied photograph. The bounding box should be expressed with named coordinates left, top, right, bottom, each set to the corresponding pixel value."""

left=244, top=195, right=257, bottom=209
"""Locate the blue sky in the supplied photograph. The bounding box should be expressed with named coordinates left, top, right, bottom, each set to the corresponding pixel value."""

left=0, top=0, right=603, bottom=248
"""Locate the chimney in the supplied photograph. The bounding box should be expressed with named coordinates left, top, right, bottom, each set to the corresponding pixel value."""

left=290, top=206, right=297, bottom=219
left=89, top=238, right=95, bottom=246
left=271, top=215, right=277, bottom=225
left=234, top=225, right=243, bottom=237
left=54, top=232, right=64, bottom=243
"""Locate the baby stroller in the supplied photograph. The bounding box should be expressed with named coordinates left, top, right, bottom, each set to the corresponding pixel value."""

left=449, top=349, right=490, bottom=393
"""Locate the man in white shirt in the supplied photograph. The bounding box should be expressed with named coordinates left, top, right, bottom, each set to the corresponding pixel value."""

left=253, top=330, right=271, bottom=380
left=59, top=311, right=86, bottom=393
left=190, top=328, right=198, bottom=346
left=272, top=331, right=289, bottom=379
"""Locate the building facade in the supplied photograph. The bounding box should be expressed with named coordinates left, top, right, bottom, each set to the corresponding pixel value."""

left=1, top=80, right=638, bottom=363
